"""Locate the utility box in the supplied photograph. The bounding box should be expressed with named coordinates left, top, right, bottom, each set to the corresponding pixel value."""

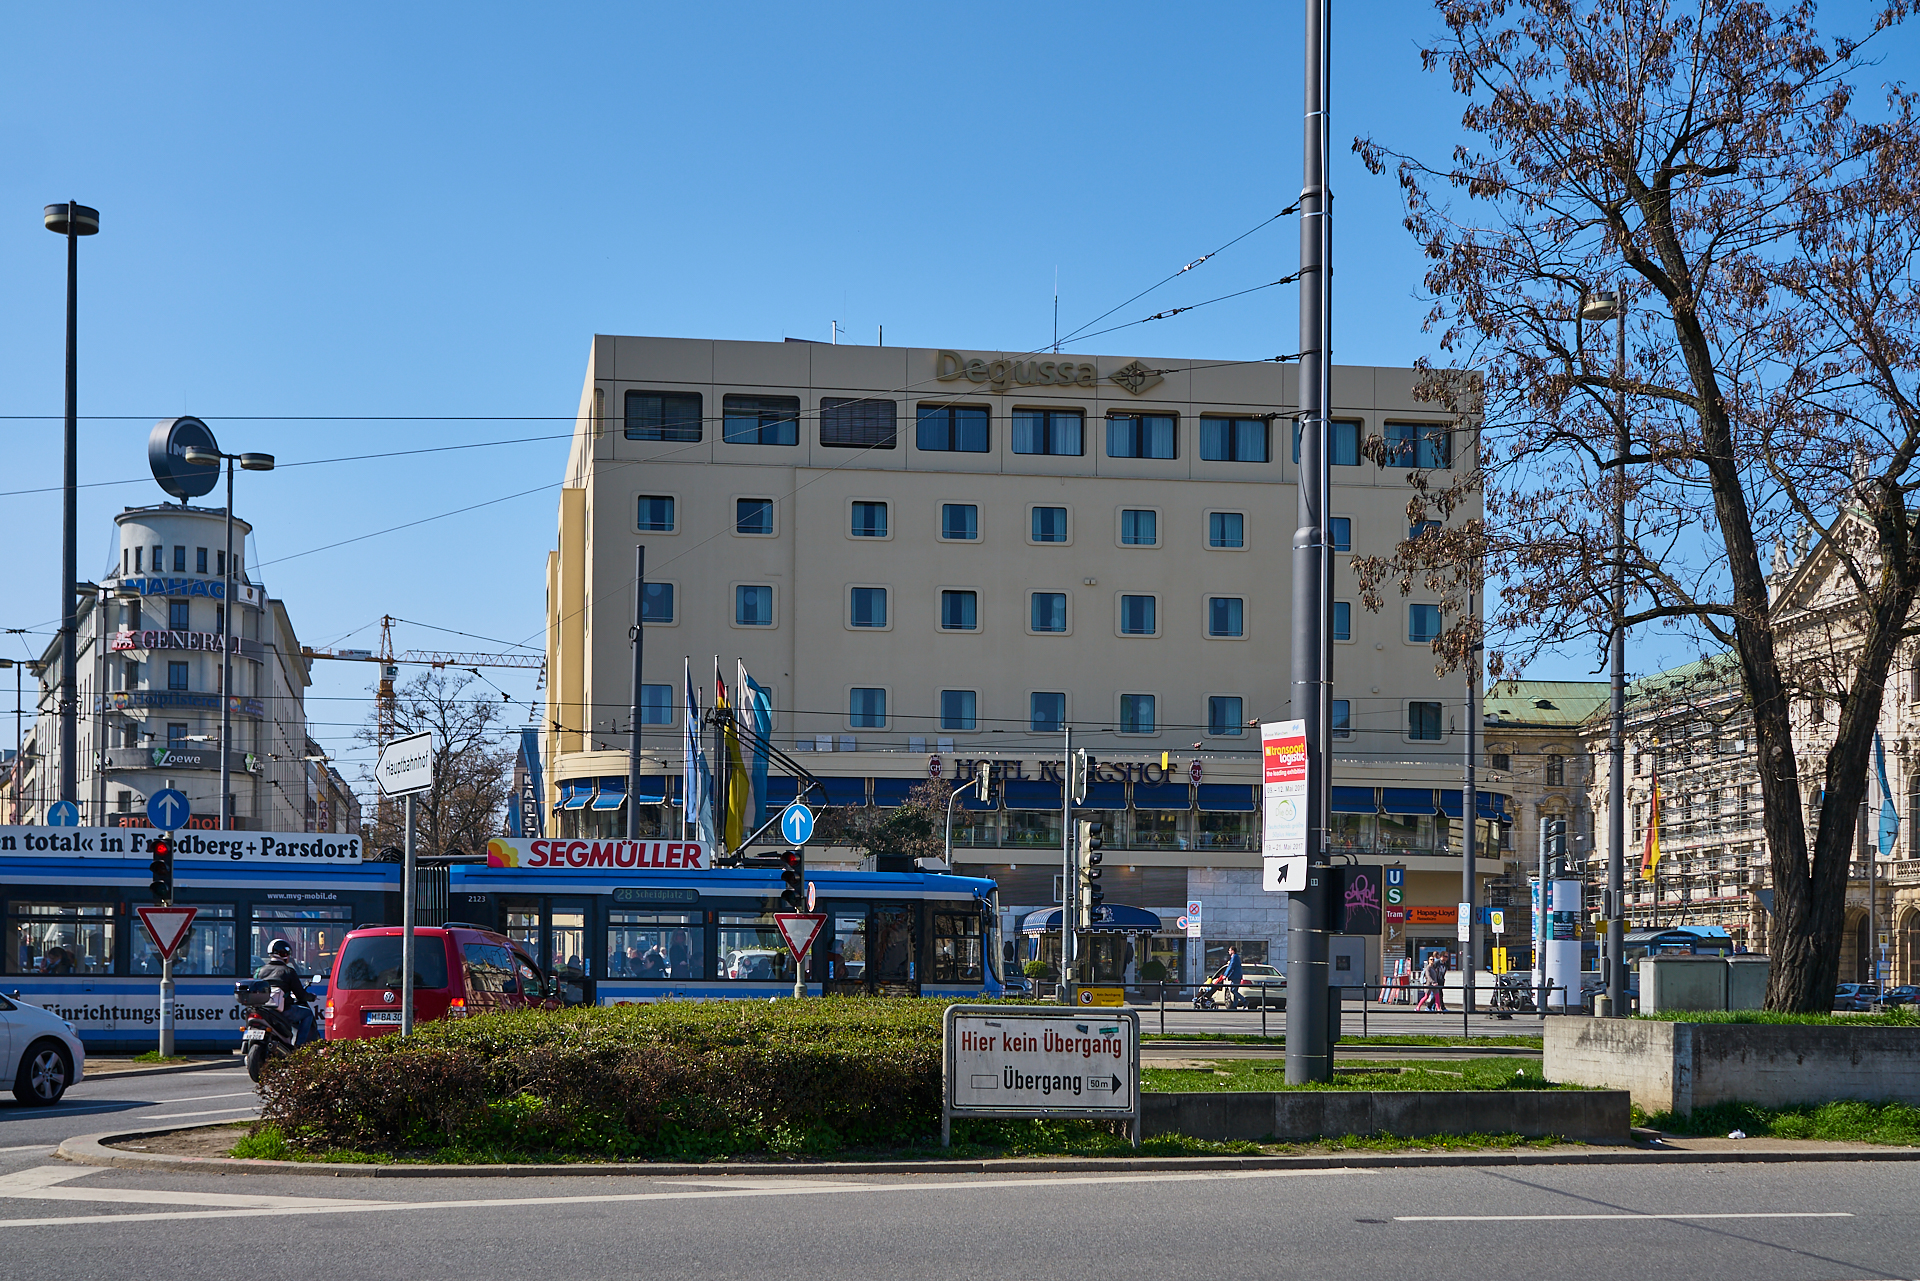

left=1638, top=955, right=1728, bottom=1013
left=1726, top=955, right=1770, bottom=1010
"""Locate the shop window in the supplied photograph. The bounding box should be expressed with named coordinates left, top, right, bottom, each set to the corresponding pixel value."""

left=820, top=398, right=897, bottom=448
left=7, top=903, right=116, bottom=975
left=721, top=394, right=799, bottom=446
left=1208, top=696, right=1243, bottom=737
left=1011, top=409, right=1083, bottom=456
left=1131, top=809, right=1186, bottom=850
left=917, top=404, right=990, bottom=452
left=1196, top=812, right=1256, bottom=851
left=625, top=390, right=702, bottom=442
left=607, top=912, right=702, bottom=979
left=1107, top=413, right=1177, bottom=459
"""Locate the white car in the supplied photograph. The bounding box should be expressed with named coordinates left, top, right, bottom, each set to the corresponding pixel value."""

left=0, top=991, right=86, bottom=1105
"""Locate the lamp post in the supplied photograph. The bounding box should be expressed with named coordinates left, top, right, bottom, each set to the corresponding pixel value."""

left=181, top=445, right=275, bottom=830
left=43, top=203, right=99, bottom=814
left=1581, top=287, right=1629, bottom=1015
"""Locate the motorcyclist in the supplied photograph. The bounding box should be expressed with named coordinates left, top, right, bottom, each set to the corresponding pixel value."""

left=256, top=939, right=316, bottom=1048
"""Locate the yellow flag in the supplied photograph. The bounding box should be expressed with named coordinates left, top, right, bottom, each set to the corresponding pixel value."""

left=717, top=673, right=750, bottom=853
left=1641, top=775, right=1662, bottom=881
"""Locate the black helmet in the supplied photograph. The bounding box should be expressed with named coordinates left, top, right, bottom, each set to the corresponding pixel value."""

left=267, top=938, right=293, bottom=960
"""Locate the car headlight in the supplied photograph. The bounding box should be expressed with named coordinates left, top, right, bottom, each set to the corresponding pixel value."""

left=62, top=1021, right=76, bottom=1036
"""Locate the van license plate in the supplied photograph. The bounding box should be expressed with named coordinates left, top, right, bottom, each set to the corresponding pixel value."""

left=241, top=1028, right=266, bottom=1043
left=364, top=1011, right=401, bottom=1025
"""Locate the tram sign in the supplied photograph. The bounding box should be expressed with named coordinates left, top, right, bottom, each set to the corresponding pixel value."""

left=942, top=1004, right=1140, bottom=1146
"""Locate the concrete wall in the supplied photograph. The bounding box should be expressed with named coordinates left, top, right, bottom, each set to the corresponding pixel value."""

left=1142, top=1089, right=1629, bottom=1143
left=1546, top=1018, right=1920, bottom=1114
left=1640, top=956, right=1727, bottom=1011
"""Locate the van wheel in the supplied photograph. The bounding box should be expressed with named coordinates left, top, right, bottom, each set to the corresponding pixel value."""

left=13, top=1040, right=72, bottom=1105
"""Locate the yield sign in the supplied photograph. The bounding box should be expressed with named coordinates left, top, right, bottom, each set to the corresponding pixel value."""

left=137, top=906, right=199, bottom=960
left=773, top=913, right=826, bottom=964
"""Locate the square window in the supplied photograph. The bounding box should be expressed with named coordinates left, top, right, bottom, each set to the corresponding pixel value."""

left=1208, top=597, right=1244, bottom=638
left=1031, top=507, right=1068, bottom=543
left=850, top=687, right=887, bottom=728
left=1120, top=510, right=1158, bottom=546
left=917, top=405, right=990, bottom=452
left=640, top=582, right=674, bottom=624
left=1385, top=421, right=1452, bottom=469
left=1290, top=419, right=1361, bottom=465
left=821, top=397, right=897, bottom=448
left=940, top=590, right=978, bottom=631
left=851, top=502, right=889, bottom=538
left=721, top=394, right=799, bottom=446
left=736, top=585, right=774, bottom=627
left=195, top=548, right=208, bottom=574
left=168, top=661, right=189, bottom=691
left=1409, top=603, right=1442, bottom=643
left=1030, top=691, right=1066, bottom=733
left=1410, top=519, right=1442, bottom=541
left=172, top=546, right=187, bottom=572
left=1106, top=413, right=1177, bottom=459
left=1333, top=600, right=1351, bottom=642
left=942, top=504, right=978, bottom=541
left=1209, top=511, right=1245, bottom=549
left=1208, top=696, right=1244, bottom=737
left=1409, top=701, right=1444, bottom=741
left=637, top=495, right=675, bottom=532
left=640, top=684, right=673, bottom=725
left=168, top=723, right=188, bottom=746
left=1330, top=517, right=1351, bottom=552
left=1030, top=592, right=1067, bottom=633
left=169, top=600, right=191, bottom=631
left=1201, top=416, right=1271, bottom=462
left=1011, top=409, right=1083, bottom=455
left=1120, top=693, right=1156, bottom=734
left=850, top=587, right=888, bottom=628
left=1333, top=699, right=1352, bottom=739
left=1120, top=595, right=1157, bottom=636
left=941, top=690, right=978, bottom=731
left=735, top=499, right=773, bottom=535
left=625, top=390, right=703, bottom=442
left=1490, top=752, right=1512, bottom=772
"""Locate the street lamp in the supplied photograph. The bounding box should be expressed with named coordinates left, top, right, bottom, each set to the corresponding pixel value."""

left=1581, top=287, right=1628, bottom=1015
left=43, top=202, right=99, bottom=815
left=181, top=445, right=275, bottom=831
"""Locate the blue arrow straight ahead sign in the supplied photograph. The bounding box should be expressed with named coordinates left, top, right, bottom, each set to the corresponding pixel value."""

left=45, top=800, right=79, bottom=827
left=146, top=788, right=190, bottom=832
left=780, top=801, right=815, bottom=845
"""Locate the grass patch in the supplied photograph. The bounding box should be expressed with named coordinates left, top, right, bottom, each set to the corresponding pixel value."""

left=1643, top=1099, right=1920, bottom=1145
left=1143, top=1056, right=1564, bottom=1093
left=129, top=1051, right=192, bottom=1064
left=1141, top=1032, right=1543, bottom=1049
left=1270, top=1131, right=1570, bottom=1154
left=1635, top=1009, right=1920, bottom=1027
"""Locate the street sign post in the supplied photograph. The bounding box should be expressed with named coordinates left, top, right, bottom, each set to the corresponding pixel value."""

left=375, top=730, right=435, bottom=1037
left=146, top=788, right=189, bottom=832
left=46, top=800, right=79, bottom=827
left=137, top=905, right=198, bottom=959
left=943, top=1004, right=1139, bottom=1147
left=779, top=801, right=815, bottom=846
left=773, top=912, right=825, bottom=973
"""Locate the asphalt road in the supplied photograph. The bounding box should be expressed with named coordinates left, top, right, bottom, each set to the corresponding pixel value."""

left=0, top=1062, right=255, bottom=1157
left=0, top=1150, right=1915, bottom=1280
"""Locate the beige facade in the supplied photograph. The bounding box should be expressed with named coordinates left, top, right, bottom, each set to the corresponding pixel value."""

left=543, top=335, right=1510, bottom=984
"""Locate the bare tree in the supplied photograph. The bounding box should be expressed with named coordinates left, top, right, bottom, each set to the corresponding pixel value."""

left=1356, top=0, right=1920, bottom=1008
left=357, top=669, right=514, bottom=860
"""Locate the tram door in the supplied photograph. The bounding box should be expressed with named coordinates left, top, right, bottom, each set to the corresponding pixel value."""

left=499, top=895, right=595, bottom=1004
left=819, top=901, right=921, bottom=997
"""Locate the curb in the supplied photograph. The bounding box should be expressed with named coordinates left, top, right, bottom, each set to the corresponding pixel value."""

left=55, top=1122, right=1920, bottom=1179
left=83, top=1058, right=241, bottom=1082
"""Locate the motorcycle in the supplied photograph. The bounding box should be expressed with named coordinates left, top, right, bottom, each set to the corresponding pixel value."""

left=1488, top=972, right=1537, bottom=1019
left=235, top=979, right=315, bottom=1082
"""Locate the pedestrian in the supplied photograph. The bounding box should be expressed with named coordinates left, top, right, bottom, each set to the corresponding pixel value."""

left=1425, top=950, right=1448, bottom=1013
left=1224, top=945, right=1245, bottom=1010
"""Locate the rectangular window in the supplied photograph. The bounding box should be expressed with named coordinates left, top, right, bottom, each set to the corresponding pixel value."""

left=167, top=661, right=189, bottom=691
left=1333, top=699, right=1352, bottom=739
left=637, top=495, right=676, bottom=532
left=1031, top=507, right=1068, bottom=543
left=1202, top=416, right=1271, bottom=462
left=123, top=660, right=140, bottom=690
left=820, top=397, right=897, bottom=448
left=941, top=689, right=978, bottom=731
left=941, top=504, right=978, bottom=541
left=1120, top=510, right=1157, bottom=546
left=1209, top=511, right=1245, bottom=549
left=1207, top=597, right=1244, bottom=638
left=173, top=547, right=187, bottom=572
left=640, top=683, right=673, bottom=725
left=167, top=723, right=188, bottom=746
left=6, top=903, right=116, bottom=976
left=1333, top=601, right=1351, bottom=642
left=195, top=548, right=208, bottom=574
left=1030, top=691, right=1066, bottom=732
left=133, top=547, right=142, bottom=572
left=640, top=582, right=674, bottom=623
left=151, top=545, right=162, bottom=573
left=1546, top=754, right=1566, bottom=786
left=1490, top=752, right=1511, bottom=771
left=216, top=550, right=225, bottom=575
left=1106, top=413, right=1177, bottom=459
left=607, top=911, right=702, bottom=980
left=1330, top=517, right=1351, bottom=552
left=1120, top=595, right=1157, bottom=636
left=1011, top=409, right=1083, bottom=456
left=1410, top=519, right=1442, bottom=540
left=1120, top=693, right=1156, bottom=734
left=715, top=914, right=794, bottom=983
left=624, top=390, right=703, bottom=442
left=851, top=502, right=888, bottom=538
left=735, top=585, right=773, bottom=627
left=850, top=687, right=887, bottom=728
left=916, top=405, right=990, bottom=452
left=721, top=394, right=799, bottom=446
left=1409, top=603, right=1442, bottom=643
left=940, top=590, right=978, bottom=631
left=735, top=498, right=773, bottom=535
left=1290, top=419, right=1361, bottom=465
left=169, top=600, right=191, bottom=631
left=1409, top=701, right=1444, bottom=741
left=1208, top=696, right=1244, bottom=737
left=849, top=587, right=888, bottom=628
left=1030, top=592, right=1067, bottom=633
left=1385, top=421, right=1452, bottom=469
left=214, top=605, right=224, bottom=635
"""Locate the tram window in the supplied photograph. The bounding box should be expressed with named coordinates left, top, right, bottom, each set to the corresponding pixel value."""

left=930, top=912, right=984, bottom=983
left=249, top=908, right=350, bottom=978
left=607, top=912, right=702, bottom=980
left=717, top=914, right=794, bottom=982
left=7, top=903, right=115, bottom=975
left=133, top=904, right=235, bottom=976
left=828, top=911, right=867, bottom=981
left=872, top=905, right=916, bottom=983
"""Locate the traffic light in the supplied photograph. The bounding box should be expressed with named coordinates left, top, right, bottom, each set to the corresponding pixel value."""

left=977, top=761, right=997, bottom=804
left=1075, top=820, right=1104, bottom=916
left=149, top=835, right=174, bottom=903
left=779, top=848, right=805, bottom=911
left=1546, top=817, right=1567, bottom=875
left=1071, top=749, right=1098, bottom=806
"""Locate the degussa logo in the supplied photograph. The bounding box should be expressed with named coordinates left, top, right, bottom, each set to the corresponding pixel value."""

left=486, top=838, right=520, bottom=868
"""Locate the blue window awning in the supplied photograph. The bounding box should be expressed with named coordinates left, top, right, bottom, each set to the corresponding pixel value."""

left=1133, top=782, right=1192, bottom=810
left=873, top=778, right=919, bottom=807
left=960, top=783, right=999, bottom=811
left=1197, top=784, right=1257, bottom=812
left=1331, top=786, right=1378, bottom=814
left=558, top=781, right=593, bottom=810
left=590, top=777, right=627, bottom=811
left=766, top=777, right=800, bottom=808
left=816, top=777, right=869, bottom=807
left=1022, top=904, right=1164, bottom=935
left=1004, top=779, right=1063, bottom=810
left=1075, top=781, right=1126, bottom=810
left=1382, top=787, right=1435, bottom=816
left=632, top=776, right=669, bottom=805
left=1437, top=790, right=1514, bottom=819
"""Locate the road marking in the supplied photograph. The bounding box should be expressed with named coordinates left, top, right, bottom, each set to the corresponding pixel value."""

left=1395, top=1212, right=1855, bottom=1222
left=129, top=1107, right=259, bottom=1123
left=145, top=1091, right=255, bottom=1105
left=0, top=1164, right=1364, bottom=1229
left=0, top=1166, right=379, bottom=1211
left=0, top=1147, right=54, bottom=1156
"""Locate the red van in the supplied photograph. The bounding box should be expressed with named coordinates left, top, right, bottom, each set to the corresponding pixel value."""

left=323, top=922, right=571, bottom=1040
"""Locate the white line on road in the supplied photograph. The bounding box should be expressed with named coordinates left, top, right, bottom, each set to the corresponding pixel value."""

left=0, top=1148, right=54, bottom=1156
left=142, top=1092, right=256, bottom=1105
left=131, top=1107, right=259, bottom=1123
left=1396, top=1212, right=1855, bottom=1222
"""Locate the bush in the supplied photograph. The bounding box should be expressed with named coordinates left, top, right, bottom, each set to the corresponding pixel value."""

left=1139, top=959, right=1168, bottom=982
left=1023, top=959, right=1051, bottom=980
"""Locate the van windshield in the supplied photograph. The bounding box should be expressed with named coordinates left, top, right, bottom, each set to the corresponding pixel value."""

left=334, top=935, right=450, bottom=990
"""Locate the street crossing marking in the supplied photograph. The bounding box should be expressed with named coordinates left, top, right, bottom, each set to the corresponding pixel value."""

left=1395, top=1212, right=1854, bottom=1222
left=0, top=1166, right=381, bottom=1212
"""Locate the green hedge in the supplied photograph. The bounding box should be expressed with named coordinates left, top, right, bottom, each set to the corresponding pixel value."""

left=261, top=999, right=953, bottom=1159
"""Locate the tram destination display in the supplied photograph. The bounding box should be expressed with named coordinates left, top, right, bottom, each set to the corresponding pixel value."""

left=942, top=1004, right=1140, bottom=1146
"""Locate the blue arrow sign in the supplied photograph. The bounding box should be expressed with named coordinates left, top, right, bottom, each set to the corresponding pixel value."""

left=147, top=788, right=190, bottom=832
left=46, top=800, right=79, bottom=827
left=780, top=801, right=815, bottom=846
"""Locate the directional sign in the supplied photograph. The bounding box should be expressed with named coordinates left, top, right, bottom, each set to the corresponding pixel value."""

left=136, top=905, right=199, bottom=959
left=779, top=801, right=815, bottom=846
left=45, top=801, right=79, bottom=827
left=146, top=788, right=190, bottom=832
left=1263, top=852, right=1308, bottom=893
left=773, top=912, right=826, bottom=964
left=375, top=731, right=434, bottom=797
left=944, top=1005, right=1141, bottom=1144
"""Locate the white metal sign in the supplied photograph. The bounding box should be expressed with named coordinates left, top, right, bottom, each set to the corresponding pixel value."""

left=375, top=731, right=435, bottom=797
left=1262, top=719, right=1307, bottom=893
left=1185, top=899, right=1202, bottom=939
left=943, top=1004, right=1140, bottom=1146
left=137, top=905, right=199, bottom=958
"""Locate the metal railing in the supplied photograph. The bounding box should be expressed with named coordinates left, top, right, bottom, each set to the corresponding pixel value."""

left=1024, top=978, right=1581, bottom=1037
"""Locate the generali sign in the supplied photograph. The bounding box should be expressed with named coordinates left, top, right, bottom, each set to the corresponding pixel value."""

left=112, top=628, right=261, bottom=660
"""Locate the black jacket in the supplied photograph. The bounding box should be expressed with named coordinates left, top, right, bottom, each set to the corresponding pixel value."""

left=257, top=959, right=313, bottom=1008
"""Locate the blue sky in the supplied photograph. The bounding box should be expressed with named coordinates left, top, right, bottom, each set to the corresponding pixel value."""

left=0, top=1, right=1751, bottom=782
